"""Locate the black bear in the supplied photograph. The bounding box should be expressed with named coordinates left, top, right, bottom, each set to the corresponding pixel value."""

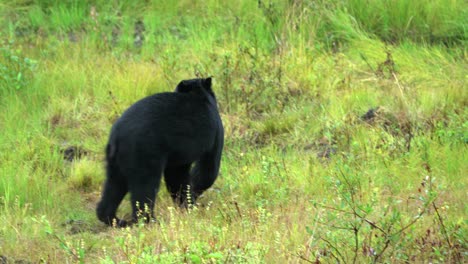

left=96, top=77, right=224, bottom=227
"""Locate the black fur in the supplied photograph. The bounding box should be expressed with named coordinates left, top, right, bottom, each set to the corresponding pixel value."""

left=96, top=77, right=224, bottom=227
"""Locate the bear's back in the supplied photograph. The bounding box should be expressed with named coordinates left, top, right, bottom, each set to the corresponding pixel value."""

left=109, top=91, right=219, bottom=160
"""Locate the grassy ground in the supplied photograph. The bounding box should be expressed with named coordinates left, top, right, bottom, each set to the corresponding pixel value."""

left=0, top=0, right=467, bottom=263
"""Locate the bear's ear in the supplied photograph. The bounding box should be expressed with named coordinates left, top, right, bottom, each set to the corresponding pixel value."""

left=202, top=77, right=215, bottom=97
left=203, top=77, right=212, bottom=88
left=176, top=80, right=191, bottom=93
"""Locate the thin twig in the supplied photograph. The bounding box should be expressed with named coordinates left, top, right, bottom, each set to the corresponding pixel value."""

left=294, top=253, right=315, bottom=264
left=373, top=238, right=391, bottom=263
left=316, top=220, right=354, bottom=231
left=320, top=237, right=345, bottom=263
left=359, top=53, right=376, bottom=73
left=363, top=218, right=386, bottom=234
left=233, top=201, right=243, bottom=219
left=353, top=227, right=359, bottom=264
left=392, top=196, right=434, bottom=236
left=432, top=202, right=452, bottom=250
left=318, top=204, right=355, bottom=215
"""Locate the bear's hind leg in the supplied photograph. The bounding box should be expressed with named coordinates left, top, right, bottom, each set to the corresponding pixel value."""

left=96, top=177, right=128, bottom=227
left=128, top=164, right=163, bottom=224
left=164, top=164, right=195, bottom=208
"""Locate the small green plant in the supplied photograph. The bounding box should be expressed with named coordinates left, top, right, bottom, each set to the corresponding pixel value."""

left=33, top=215, right=86, bottom=263
left=0, top=39, right=37, bottom=93
left=112, top=225, right=156, bottom=263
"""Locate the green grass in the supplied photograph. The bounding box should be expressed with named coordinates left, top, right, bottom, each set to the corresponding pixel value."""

left=0, top=0, right=467, bottom=263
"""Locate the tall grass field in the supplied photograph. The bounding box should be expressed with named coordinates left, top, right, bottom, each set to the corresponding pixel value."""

left=0, top=0, right=466, bottom=263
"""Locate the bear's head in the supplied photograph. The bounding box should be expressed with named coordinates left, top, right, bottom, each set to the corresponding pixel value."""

left=175, top=77, right=215, bottom=98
